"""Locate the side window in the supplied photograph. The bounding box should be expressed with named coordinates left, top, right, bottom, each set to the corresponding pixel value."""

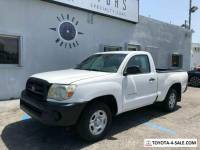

left=172, top=54, right=183, bottom=68
left=0, top=34, right=21, bottom=65
left=126, top=55, right=151, bottom=74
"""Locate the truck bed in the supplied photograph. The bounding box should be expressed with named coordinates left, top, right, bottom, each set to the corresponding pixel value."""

left=156, top=69, right=185, bottom=73
left=156, top=69, right=188, bottom=102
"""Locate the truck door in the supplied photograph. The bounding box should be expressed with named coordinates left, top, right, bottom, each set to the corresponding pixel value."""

left=122, top=54, right=157, bottom=112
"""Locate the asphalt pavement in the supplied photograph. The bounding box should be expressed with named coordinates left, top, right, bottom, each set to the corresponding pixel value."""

left=0, top=87, right=199, bottom=150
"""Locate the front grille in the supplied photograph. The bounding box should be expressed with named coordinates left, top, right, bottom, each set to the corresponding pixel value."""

left=26, top=78, right=51, bottom=101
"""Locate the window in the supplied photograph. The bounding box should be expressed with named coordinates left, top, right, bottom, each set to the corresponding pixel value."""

left=0, top=34, right=20, bottom=65
left=125, top=55, right=151, bottom=74
left=104, top=46, right=122, bottom=52
left=128, top=44, right=139, bottom=51
left=194, top=47, right=200, bottom=53
left=172, top=54, right=183, bottom=68
left=128, top=47, right=137, bottom=51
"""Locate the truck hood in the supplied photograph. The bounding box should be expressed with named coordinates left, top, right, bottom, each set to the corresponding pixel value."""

left=31, top=69, right=110, bottom=84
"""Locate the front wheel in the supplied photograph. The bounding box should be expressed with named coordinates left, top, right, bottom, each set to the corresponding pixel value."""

left=162, top=89, right=178, bottom=112
left=76, top=102, right=112, bottom=142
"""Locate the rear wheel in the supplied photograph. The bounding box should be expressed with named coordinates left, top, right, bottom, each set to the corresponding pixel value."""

left=162, top=89, right=178, bottom=112
left=76, top=102, right=112, bottom=142
left=189, top=76, right=200, bottom=87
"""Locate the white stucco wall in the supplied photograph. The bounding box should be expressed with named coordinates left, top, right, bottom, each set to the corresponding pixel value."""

left=191, top=43, right=200, bottom=69
left=0, top=0, right=191, bottom=99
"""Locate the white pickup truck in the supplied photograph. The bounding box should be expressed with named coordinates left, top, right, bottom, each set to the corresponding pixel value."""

left=20, top=51, right=188, bottom=141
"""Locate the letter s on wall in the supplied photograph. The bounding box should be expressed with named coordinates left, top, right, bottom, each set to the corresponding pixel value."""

left=123, top=0, right=127, bottom=10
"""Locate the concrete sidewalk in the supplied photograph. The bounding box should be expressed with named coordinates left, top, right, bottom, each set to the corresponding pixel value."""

left=0, top=100, right=19, bottom=113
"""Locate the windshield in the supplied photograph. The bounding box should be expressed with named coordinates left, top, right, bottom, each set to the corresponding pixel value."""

left=75, top=54, right=127, bottom=73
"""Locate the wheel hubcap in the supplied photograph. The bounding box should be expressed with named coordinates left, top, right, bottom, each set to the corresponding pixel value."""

left=169, top=93, right=176, bottom=109
left=89, top=110, right=107, bottom=136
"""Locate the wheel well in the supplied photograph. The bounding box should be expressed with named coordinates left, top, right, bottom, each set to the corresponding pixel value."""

left=87, top=95, right=118, bottom=116
left=170, top=83, right=182, bottom=102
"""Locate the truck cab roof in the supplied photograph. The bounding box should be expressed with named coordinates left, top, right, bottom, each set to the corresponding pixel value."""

left=96, top=51, right=150, bottom=56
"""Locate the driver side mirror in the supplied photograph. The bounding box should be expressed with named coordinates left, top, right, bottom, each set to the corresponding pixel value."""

left=124, top=66, right=141, bottom=76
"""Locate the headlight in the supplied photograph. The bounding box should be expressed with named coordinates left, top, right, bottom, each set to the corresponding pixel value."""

left=47, top=84, right=76, bottom=101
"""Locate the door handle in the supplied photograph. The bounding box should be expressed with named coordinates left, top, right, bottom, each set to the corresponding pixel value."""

left=149, top=78, right=156, bottom=82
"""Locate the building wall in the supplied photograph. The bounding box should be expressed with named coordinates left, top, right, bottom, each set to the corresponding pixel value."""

left=191, top=43, right=200, bottom=69
left=0, top=0, right=191, bottom=99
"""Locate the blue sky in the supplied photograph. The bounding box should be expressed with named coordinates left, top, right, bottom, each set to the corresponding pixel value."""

left=140, top=0, right=200, bottom=43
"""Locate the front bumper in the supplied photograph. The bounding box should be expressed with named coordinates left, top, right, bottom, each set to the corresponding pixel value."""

left=20, top=91, right=87, bottom=126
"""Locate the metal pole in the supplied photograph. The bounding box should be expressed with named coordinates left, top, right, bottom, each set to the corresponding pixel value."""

left=189, top=0, right=192, bottom=29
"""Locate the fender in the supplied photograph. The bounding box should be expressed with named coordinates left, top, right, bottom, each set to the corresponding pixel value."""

left=71, top=80, right=123, bottom=114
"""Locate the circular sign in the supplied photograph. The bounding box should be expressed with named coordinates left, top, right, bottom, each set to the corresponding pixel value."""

left=59, top=22, right=77, bottom=41
left=50, top=14, right=84, bottom=49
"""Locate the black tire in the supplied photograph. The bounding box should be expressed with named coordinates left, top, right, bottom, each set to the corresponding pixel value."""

left=189, top=76, right=200, bottom=87
left=162, top=89, right=178, bottom=112
left=76, top=102, right=112, bottom=142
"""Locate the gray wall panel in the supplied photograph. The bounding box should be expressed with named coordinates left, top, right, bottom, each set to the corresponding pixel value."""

left=0, top=0, right=191, bottom=99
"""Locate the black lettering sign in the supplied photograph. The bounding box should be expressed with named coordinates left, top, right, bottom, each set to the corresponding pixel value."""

left=115, top=0, right=119, bottom=8
left=123, top=0, right=127, bottom=10
left=107, top=0, right=110, bottom=5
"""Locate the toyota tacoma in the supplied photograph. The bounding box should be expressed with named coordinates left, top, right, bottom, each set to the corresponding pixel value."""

left=20, top=51, right=188, bottom=141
